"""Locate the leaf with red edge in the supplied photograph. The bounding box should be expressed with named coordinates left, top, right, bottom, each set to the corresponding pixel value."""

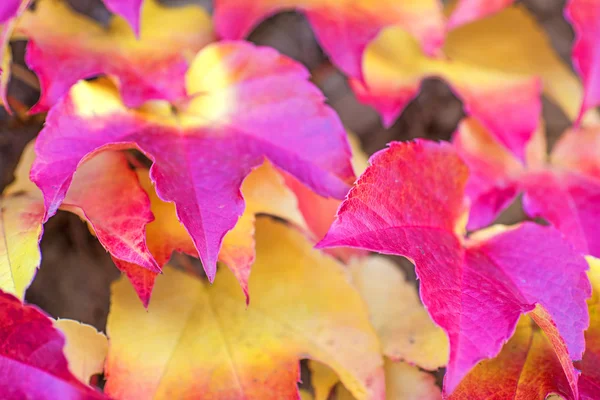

left=115, top=161, right=308, bottom=306
left=31, top=42, right=354, bottom=283
left=213, top=0, right=445, bottom=79
left=565, top=0, right=600, bottom=124
left=450, top=314, right=576, bottom=400
left=447, top=0, right=515, bottom=29
left=352, top=26, right=541, bottom=160
left=2, top=141, right=157, bottom=298
left=103, top=0, right=143, bottom=35
left=15, top=0, right=214, bottom=112
left=0, top=291, right=107, bottom=399
left=454, top=118, right=600, bottom=257
left=318, top=140, right=591, bottom=394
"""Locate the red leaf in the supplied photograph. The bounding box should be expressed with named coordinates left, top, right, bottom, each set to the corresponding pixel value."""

left=0, top=291, right=107, bottom=399
left=565, top=0, right=600, bottom=124
left=318, top=140, right=591, bottom=394
left=31, top=42, right=354, bottom=282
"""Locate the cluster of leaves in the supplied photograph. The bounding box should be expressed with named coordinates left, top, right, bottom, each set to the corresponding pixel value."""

left=0, top=0, right=599, bottom=399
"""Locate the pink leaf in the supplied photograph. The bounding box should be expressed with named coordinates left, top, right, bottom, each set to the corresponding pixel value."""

left=103, top=0, right=143, bottom=35
left=31, top=42, right=354, bottom=282
left=318, top=140, right=590, bottom=394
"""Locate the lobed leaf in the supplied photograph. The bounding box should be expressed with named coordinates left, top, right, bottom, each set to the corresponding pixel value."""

left=16, top=0, right=214, bottom=111
left=352, top=26, right=541, bottom=160
left=31, top=42, right=354, bottom=281
left=0, top=291, right=107, bottom=399
left=105, top=218, right=385, bottom=400
left=318, top=140, right=591, bottom=394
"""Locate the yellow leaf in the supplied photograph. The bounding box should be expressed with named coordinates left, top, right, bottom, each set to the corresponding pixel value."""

left=54, top=319, right=108, bottom=384
left=351, top=256, right=449, bottom=370
left=105, top=218, right=384, bottom=400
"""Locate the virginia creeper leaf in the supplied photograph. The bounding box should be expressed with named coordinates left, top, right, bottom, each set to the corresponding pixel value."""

left=0, top=142, right=157, bottom=298
left=103, top=0, right=143, bottom=35
left=565, top=0, right=600, bottom=124
left=213, top=0, right=445, bottom=79
left=449, top=315, right=576, bottom=400
left=54, top=319, right=108, bottom=385
left=16, top=0, right=214, bottom=111
left=350, top=256, right=449, bottom=370
left=105, top=219, right=384, bottom=400
left=318, top=140, right=591, bottom=394
left=352, top=26, right=540, bottom=160
left=444, top=4, right=596, bottom=124
left=115, top=161, right=308, bottom=306
left=447, top=0, right=515, bottom=29
left=31, top=43, right=354, bottom=281
left=0, top=291, right=107, bottom=399
left=454, top=118, right=600, bottom=257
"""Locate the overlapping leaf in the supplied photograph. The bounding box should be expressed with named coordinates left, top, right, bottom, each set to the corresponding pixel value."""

left=0, top=291, right=107, bottom=399
left=105, top=218, right=384, bottom=400
left=116, top=161, right=308, bottom=306
left=0, top=0, right=30, bottom=107
left=1, top=142, right=156, bottom=298
left=566, top=0, right=600, bottom=123
left=16, top=0, right=214, bottom=111
left=454, top=118, right=600, bottom=257
left=214, top=0, right=446, bottom=79
left=578, top=257, right=600, bottom=399
left=354, top=4, right=595, bottom=159
left=31, top=42, right=354, bottom=281
left=318, top=140, right=591, bottom=394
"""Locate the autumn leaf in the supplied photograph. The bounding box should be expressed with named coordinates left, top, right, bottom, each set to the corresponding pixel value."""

left=449, top=315, right=575, bottom=400
left=0, top=1, right=21, bottom=22
left=0, top=0, right=30, bottom=108
left=565, top=0, right=600, bottom=124
left=31, top=42, right=354, bottom=282
left=116, top=161, right=308, bottom=306
left=352, top=26, right=540, bottom=160
left=105, top=218, right=384, bottom=400
left=0, top=291, right=107, bottom=399
left=214, top=0, right=446, bottom=79
left=354, top=3, right=595, bottom=159
left=1, top=142, right=156, bottom=298
left=16, top=0, right=214, bottom=112
left=318, top=140, right=591, bottom=394
left=54, top=319, right=108, bottom=385
left=351, top=256, right=448, bottom=370
left=454, top=118, right=600, bottom=257
left=444, top=4, right=596, bottom=125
